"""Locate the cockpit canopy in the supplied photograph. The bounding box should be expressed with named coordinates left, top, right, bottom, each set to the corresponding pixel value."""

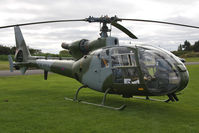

left=96, top=45, right=188, bottom=95
left=137, top=45, right=184, bottom=95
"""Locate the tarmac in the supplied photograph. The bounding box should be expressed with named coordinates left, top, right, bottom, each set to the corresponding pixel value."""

left=184, top=62, right=199, bottom=65
left=0, top=70, right=44, bottom=77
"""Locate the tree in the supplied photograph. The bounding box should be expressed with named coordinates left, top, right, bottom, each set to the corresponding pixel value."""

left=0, top=45, right=11, bottom=55
left=10, top=47, right=16, bottom=54
left=178, top=44, right=183, bottom=51
left=29, top=48, right=42, bottom=55
left=59, top=50, right=71, bottom=57
left=193, top=40, right=199, bottom=52
left=0, top=44, right=43, bottom=55
left=182, top=40, right=192, bottom=51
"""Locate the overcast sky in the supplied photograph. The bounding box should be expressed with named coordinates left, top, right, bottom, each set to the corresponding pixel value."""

left=0, top=0, right=199, bottom=53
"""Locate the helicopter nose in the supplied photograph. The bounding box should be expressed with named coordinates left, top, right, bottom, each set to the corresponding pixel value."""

left=176, top=64, right=189, bottom=92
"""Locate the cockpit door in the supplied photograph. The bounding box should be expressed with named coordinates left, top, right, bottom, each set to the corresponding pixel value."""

left=111, top=47, right=140, bottom=85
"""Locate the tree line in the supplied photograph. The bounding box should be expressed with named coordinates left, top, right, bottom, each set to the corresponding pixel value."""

left=0, top=44, right=42, bottom=55
left=1, top=40, right=199, bottom=58
left=0, top=44, right=70, bottom=57
left=177, top=40, right=199, bottom=52
left=172, top=40, right=199, bottom=58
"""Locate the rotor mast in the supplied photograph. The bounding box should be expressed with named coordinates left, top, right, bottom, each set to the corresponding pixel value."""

left=86, top=15, right=117, bottom=38
left=100, top=22, right=111, bottom=37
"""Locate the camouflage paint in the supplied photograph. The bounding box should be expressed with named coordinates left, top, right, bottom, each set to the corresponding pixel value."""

left=12, top=26, right=189, bottom=98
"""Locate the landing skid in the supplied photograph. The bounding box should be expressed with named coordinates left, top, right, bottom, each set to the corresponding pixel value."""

left=134, top=93, right=179, bottom=103
left=64, top=97, right=126, bottom=110
left=64, top=86, right=126, bottom=111
left=134, top=96, right=168, bottom=102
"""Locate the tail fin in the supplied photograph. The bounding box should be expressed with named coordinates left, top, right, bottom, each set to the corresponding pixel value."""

left=14, top=26, right=31, bottom=62
left=13, top=26, right=31, bottom=74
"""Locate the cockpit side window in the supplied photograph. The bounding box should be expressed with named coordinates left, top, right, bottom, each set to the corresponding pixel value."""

left=111, top=47, right=137, bottom=67
left=111, top=53, right=137, bottom=67
left=111, top=47, right=139, bottom=84
left=130, top=54, right=136, bottom=67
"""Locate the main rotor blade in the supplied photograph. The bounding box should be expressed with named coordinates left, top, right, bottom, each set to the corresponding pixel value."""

left=120, top=18, right=199, bottom=29
left=0, top=19, right=86, bottom=29
left=111, top=22, right=138, bottom=39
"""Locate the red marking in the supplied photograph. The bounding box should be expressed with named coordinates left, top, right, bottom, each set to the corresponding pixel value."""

left=61, top=67, right=65, bottom=71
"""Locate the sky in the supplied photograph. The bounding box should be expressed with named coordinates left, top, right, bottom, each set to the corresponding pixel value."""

left=0, top=0, right=199, bottom=53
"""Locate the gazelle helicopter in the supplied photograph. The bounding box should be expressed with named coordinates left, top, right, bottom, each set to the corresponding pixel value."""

left=1, top=15, right=198, bottom=110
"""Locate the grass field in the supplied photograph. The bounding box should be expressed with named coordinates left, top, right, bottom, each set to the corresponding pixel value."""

left=0, top=65, right=199, bottom=133
left=185, top=57, right=199, bottom=62
left=0, top=61, right=9, bottom=70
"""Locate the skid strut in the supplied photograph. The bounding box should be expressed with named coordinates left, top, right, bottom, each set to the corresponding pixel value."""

left=74, top=85, right=88, bottom=101
left=165, top=93, right=179, bottom=103
left=65, top=86, right=126, bottom=110
left=134, top=93, right=179, bottom=103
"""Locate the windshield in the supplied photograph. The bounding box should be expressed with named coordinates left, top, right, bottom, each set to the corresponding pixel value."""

left=138, top=45, right=181, bottom=95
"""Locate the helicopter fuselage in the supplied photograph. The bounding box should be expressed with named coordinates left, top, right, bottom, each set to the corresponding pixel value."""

left=72, top=44, right=188, bottom=97
left=26, top=37, right=189, bottom=98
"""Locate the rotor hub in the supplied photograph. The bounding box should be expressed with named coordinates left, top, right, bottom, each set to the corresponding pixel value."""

left=85, top=15, right=120, bottom=23
left=86, top=15, right=120, bottom=38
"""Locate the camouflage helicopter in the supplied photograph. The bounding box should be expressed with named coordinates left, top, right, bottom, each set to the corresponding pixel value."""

left=1, top=16, right=198, bottom=110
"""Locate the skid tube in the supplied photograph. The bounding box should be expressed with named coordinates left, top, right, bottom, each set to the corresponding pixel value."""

left=64, top=86, right=126, bottom=111
left=134, top=93, right=179, bottom=103
left=133, top=96, right=168, bottom=102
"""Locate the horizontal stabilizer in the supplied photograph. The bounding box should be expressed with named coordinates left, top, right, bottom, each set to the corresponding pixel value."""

left=20, top=67, right=27, bottom=75
left=8, top=55, right=14, bottom=72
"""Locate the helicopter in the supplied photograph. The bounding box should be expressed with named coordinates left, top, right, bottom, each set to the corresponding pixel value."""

left=1, top=15, right=199, bottom=110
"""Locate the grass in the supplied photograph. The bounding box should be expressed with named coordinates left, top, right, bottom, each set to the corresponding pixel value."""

left=0, top=55, right=11, bottom=61
left=0, top=66, right=199, bottom=133
left=185, top=57, right=199, bottom=62
left=0, top=61, right=9, bottom=70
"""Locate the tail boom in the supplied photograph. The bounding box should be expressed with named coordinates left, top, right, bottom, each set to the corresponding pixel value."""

left=12, top=26, right=75, bottom=78
left=28, top=59, right=75, bottom=78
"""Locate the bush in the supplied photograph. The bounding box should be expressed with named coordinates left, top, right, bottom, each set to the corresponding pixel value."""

left=0, top=55, right=14, bottom=61
left=172, top=51, right=199, bottom=58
